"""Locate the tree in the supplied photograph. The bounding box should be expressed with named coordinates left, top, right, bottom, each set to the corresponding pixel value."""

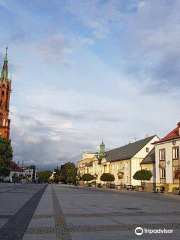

left=38, top=170, right=52, bottom=183
left=0, top=138, right=13, bottom=179
left=0, top=165, right=10, bottom=178
left=56, top=162, right=77, bottom=184
left=100, top=173, right=115, bottom=182
left=133, top=169, right=152, bottom=181
left=82, top=173, right=94, bottom=182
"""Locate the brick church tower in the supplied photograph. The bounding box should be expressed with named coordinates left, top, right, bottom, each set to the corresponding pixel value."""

left=0, top=48, right=11, bottom=139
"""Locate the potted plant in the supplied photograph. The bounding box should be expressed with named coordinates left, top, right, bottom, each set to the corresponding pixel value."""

left=117, top=171, right=124, bottom=189
left=174, top=169, right=180, bottom=195
left=133, top=169, right=152, bottom=191
left=82, top=173, right=94, bottom=186
left=100, top=173, right=115, bottom=188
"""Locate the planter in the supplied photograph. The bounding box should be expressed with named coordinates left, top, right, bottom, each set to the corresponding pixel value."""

left=172, top=187, right=179, bottom=195
left=135, top=186, right=143, bottom=191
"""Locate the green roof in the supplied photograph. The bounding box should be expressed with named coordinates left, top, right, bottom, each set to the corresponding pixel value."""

left=106, top=135, right=156, bottom=162
left=140, top=148, right=155, bottom=165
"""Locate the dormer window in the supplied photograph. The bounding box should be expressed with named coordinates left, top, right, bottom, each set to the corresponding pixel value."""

left=146, top=148, right=149, bottom=153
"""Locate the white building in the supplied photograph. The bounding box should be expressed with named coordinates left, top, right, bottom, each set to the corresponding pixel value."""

left=155, top=122, right=180, bottom=192
left=24, top=165, right=38, bottom=182
left=78, top=135, right=159, bottom=186
left=4, top=162, right=25, bottom=183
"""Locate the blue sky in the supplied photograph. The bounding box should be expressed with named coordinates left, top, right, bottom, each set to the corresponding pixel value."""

left=0, top=0, right=180, bottom=170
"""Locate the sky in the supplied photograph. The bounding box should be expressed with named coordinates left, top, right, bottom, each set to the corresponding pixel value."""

left=0, top=0, right=180, bottom=170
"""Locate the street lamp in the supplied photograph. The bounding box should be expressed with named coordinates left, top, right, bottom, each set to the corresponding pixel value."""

left=93, top=173, right=98, bottom=187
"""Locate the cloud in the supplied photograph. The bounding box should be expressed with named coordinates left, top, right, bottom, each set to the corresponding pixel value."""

left=1, top=0, right=180, bottom=170
left=10, top=107, right=98, bottom=169
left=31, top=34, right=74, bottom=64
left=48, top=108, right=123, bottom=122
left=64, top=0, right=180, bottom=93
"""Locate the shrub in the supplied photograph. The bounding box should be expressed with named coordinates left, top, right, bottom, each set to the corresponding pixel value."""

left=82, top=173, right=94, bottom=182
left=100, top=173, right=115, bottom=182
left=133, top=170, right=152, bottom=181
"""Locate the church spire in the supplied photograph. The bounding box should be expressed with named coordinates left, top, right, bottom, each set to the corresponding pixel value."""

left=1, top=47, right=8, bottom=79
left=99, top=140, right=105, bottom=157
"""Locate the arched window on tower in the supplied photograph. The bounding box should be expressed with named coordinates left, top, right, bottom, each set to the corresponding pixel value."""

left=3, top=119, right=6, bottom=126
left=2, top=91, right=4, bottom=97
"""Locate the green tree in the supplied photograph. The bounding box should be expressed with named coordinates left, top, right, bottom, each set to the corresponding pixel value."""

left=0, top=165, right=10, bottom=178
left=57, top=162, right=77, bottom=184
left=82, top=173, right=94, bottom=182
left=100, top=173, right=115, bottom=182
left=38, top=170, right=52, bottom=183
left=133, top=169, right=152, bottom=181
left=0, top=138, right=13, bottom=179
left=67, top=168, right=77, bottom=183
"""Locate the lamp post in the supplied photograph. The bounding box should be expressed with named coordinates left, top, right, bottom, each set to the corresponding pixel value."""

left=94, top=173, right=98, bottom=187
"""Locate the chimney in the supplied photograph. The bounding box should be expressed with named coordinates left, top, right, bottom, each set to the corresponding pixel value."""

left=177, top=122, right=180, bottom=135
left=146, top=134, right=149, bottom=138
left=129, top=141, right=131, bottom=145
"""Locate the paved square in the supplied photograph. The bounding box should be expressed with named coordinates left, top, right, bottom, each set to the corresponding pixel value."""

left=1, top=183, right=180, bottom=239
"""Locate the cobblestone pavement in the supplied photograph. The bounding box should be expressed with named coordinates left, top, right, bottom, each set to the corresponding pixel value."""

left=0, top=183, right=47, bottom=240
left=1, top=184, right=180, bottom=239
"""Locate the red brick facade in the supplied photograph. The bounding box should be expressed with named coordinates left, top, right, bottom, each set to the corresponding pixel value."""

left=0, top=49, right=11, bottom=139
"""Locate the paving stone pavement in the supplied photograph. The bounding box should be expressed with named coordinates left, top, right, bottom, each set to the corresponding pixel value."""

left=1, top=183, right=180, bottom=239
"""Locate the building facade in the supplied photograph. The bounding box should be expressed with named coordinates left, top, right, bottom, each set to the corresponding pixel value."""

left=0, top=48, right=11, bottom=139
left=77, top=153, right=97, bottom=176
left=155, top=122, right=180, bottom=192
left=78, top=135, right=159, bottom=186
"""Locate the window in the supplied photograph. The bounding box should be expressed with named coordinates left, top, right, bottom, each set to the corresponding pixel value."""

left=172, top=147, right=179, bottom=160
left=3, top=119, right=5, bottom=126
left=161, top=168, right=166, bottom=179
left=159, top=149, right=165, bottom=160
left=2, top=91, right=4, bottom=96
left=146, top=148, right=149, bottom=153
left=0, top=114, right=2, bottom=126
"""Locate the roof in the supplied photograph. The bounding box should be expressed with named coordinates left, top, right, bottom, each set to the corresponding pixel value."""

left=140, top=148, right=155, bottom=165
left=78, top=157, right=96, bottom=164
left=10, top=162, right=24, bottom=172
left=85, top=162, right=93, bottom=167
left=156, top=123, right=180, bottom=143
left=106, top=135, right=156, bottom=162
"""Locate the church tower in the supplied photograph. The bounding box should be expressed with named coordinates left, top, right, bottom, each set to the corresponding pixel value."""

left=0, top=47, right=11, bottom=139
